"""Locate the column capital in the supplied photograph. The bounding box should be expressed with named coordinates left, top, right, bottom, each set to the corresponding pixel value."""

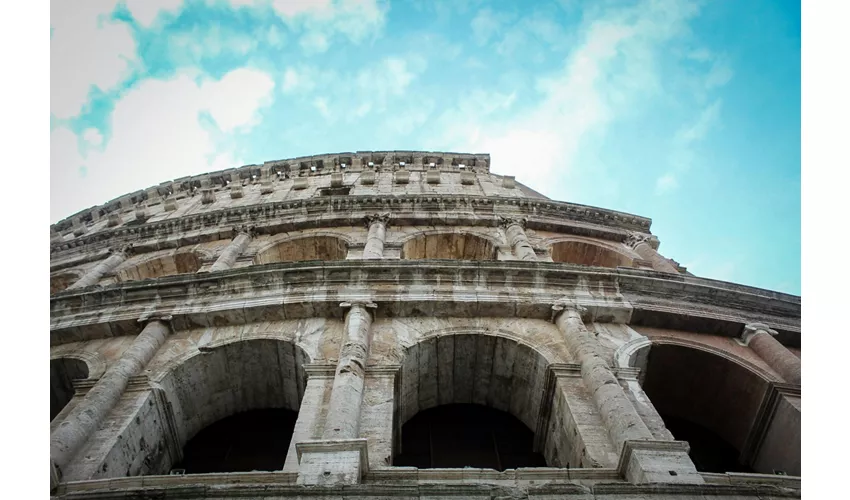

left=340, top=301, right=377, bottom=311
left=137, top=312, right=173, bottom=325
left=233, top=224, right=255, bottom=238
left=363, top=213, right=391, bottom=228
left=626, top=231, right=660, bottom=250
left=109, top=244, right=134, bottom=258
left=551, top=302, right=588, bottom=323
left=739, top=323, right=778, bottom=345
left=498, top=216, right=527, bottom=230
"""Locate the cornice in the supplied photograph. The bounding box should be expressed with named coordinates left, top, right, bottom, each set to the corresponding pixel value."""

left=49, top=194, right=652, bottom=256
left=49, top=261, right=800, bottom=346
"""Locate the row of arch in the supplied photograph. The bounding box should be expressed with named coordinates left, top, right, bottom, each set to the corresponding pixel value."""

left=50, top=332, right=799, bottom=478
left=51, top=232, right=636, bottom=294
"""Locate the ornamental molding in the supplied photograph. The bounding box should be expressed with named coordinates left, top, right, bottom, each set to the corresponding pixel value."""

left=50, top=261, right=800, bottom=347
left=50, top=194, right=652, bottom=256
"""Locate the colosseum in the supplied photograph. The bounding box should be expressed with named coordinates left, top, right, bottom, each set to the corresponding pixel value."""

left=49, top=151, right=801, bottom=499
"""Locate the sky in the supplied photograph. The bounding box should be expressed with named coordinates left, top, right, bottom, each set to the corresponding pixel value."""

left=49, top=0, right=801, bottom=295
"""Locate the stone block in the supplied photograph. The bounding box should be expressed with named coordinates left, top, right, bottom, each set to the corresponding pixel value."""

left=296, top=438, right=369, bottom=486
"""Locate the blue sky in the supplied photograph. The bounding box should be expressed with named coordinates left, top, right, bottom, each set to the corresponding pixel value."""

left=49, top=0, right=800, bottom=295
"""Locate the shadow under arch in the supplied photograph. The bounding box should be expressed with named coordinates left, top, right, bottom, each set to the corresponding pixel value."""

left=545, top=236, right=633, bottom=268
left=114, top=249, right=205, bottom=282
left=395, top=331, right=564, bottom=469
left=400, top=231, right=498, bottom=260
left=50, top=357, right=90, bottom=421
left=253, top=234, right=349, bottom=265
left=51, top=270, right=83, bottom=295
left=618, top=337, right=797, bottom=475
left=154, top=338, right=310, bottom=474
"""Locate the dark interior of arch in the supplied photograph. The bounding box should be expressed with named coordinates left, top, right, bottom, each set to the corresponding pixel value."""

left=394, top=404, right=546, bottom=470
left=254, top=236, right=348, bottom=264
left=50, top=358, right=89, bottom=421
left=401, top=233, right=496, bottom=260
left=174, top=409, right=297, bottom=473
left=549, top=241, right=631, bottom=268
left=641, top=344, right=769, bottom=474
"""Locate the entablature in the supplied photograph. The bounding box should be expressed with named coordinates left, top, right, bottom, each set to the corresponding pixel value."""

left=49, top=261, right=800, bottom=347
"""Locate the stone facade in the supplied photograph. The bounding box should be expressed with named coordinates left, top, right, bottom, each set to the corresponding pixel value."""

left=50, top=151, right=801, bottom=499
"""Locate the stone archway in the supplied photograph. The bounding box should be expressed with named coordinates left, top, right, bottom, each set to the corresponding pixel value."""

left=156, top=339, right=310, bottom=474
left=50, top=357, right=89, bottom=421
left=548, top=239, right=632, bottom=268
left=51, top=271, right=81, bottom=295
left=401, top=232, right=497, bottom=260
left=636, top=342, right=798, bottom=475
left=254, top=235, right=348, bottom=264
left=114, top=251, right=203, bottom=282
left=395, top=333, right=561, bottom=468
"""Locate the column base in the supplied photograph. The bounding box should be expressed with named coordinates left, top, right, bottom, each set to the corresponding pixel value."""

left=617, top=440, right=704, bottom=484
left=295, top=438, right=369, bottom=486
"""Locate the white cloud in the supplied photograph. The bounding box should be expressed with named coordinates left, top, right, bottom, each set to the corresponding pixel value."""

left=299, top=31, right=330, bottom=53
left=167, top=23, right=258, bottom=65
left=51, top=68, right=276, bottom=222
left=654, top=173, right=679, bottom=194
left=82, top=128, right=103, bottom=147
left=124, top=0, right=185, bottom=27
left=50, top=1, right=137, bottom=119
left=657, top=98, right=723, bottom=194
left=433, top=0, right=704, bottom=194
left=471, top=8, right=506, bottom=46
left=271, top=0, right=332, bottom=17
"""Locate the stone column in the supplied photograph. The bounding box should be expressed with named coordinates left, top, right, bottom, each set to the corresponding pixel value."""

left=553, top=304, right=702, bottom=484
left=740, top=323, right=801, bottom=385
left=50, top=316, right=171, bottom=483
left=296, top=302, right=375, bottom=485
left=362, top=214, right=390, bottom=260
left=500, top=217, right=537, bottom=261
left=67, top=247, right=130, bottom=290
left=626, top=232, right=679, bottom=274
left=208, top=226, right=253, bottom=272
left=283, top=364, right=335, bottom=472
left=323, top=302, right=376, bottom=439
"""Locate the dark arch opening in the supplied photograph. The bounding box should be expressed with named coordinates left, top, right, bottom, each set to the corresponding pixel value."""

left=173, top=408, right=297, bottom=473
left=641, top=344, right=769, bottom=474
left=50, top=273, right=78, bottom=294
left=401, top=233, right=496, bottom=260
left=549, top=240, right=631, bottom=268
left=115, top=251, right=202, bottom=282
left=254, top=236, right=348, bottom=264
left=50, top=358, right=89, bottom=421
left=394, top=404, right=546, bottom=471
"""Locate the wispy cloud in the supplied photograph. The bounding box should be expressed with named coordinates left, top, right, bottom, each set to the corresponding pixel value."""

left=655, top=98, right=723, bottom=194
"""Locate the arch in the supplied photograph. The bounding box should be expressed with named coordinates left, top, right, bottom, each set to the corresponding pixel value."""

left=545, top=236, right=634, bottom=268
left=400, top=231, right=498, bottom=260
left=50, top=270, right=83, bottom=295
left=253, top=234, right=348, bottom=265
left=50, top=357, right=89, bottom=421
left=397, top=331, right=561, bottom=468
left=155, top=338, right=310, bottom=465
left=113, top=250, right=205, bottom=282
left=629, top=340, right=790, bottom=474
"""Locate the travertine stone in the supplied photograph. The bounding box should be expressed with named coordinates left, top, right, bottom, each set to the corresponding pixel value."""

left=207, top=227, right=252, bottom=272
left=284, top=365, right=335, bottom=472
left=741, top=323, right=801, bottom=385
left=50, top=318, right=170, bottom=481
left=500, top=217, right=537, bottom=261
left=67, top=248, right=129, bottom=289
left=553, top=305, right=653, bottom=451
left=626, top=232, right=679, bottom=274
left=363, top=214, right=390, bottom=260
left=324, top=302, right=376, bottom=440
left=229, top=173, right=243, bottom=199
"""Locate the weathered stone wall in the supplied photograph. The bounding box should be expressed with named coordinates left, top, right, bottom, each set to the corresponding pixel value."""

left=49, top=151, right=801, bottom=499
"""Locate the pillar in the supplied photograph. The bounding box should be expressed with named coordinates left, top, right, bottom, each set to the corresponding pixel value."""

left=296, top=302, right=375, bottom=485
left=362, top=214, right=390, bottom=260
left=553, top=304, right=702, bottom=484
left=50, top=316, right=171, bottom=484
left=67, top=247, right=129, bottom=290
left=740, top=323, right=801, bottom=385
left=500, top=217, right=537, bottom=261
left=626, top=232, right=679, bottom=274
left=208, top=226, right=253, bottom=272
left=283, top=364, right=335, bottom=472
